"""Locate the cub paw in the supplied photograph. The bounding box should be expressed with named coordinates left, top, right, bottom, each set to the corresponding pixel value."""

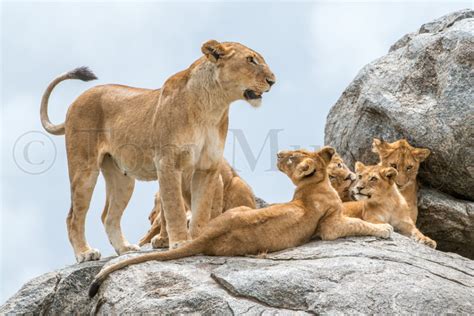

left=118, top=244, right=140, bottom=255
left=76, top=248, right=101, bottom=263
left=421, top=237, right=437, bottom=249
left=151, top=235, right=169, bottom=248
left=377, top=224, right=394, bottom=238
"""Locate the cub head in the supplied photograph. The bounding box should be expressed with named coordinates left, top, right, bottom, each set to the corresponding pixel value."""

left=327, top=153, right=356, bottom=201
left=372, top=138, right=430, bottom=189
left=351, top=162, right=398, bottom=201
left=276, top=147, right=335, bottom=186
left=201, top=40, right=276, bottom=107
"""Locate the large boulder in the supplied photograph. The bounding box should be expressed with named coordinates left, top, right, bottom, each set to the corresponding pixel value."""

left=325, top=9, right=473, bottom=200
left=1, top=235, right=473, bottom=314
left=324, top=9, right=474, bottom=258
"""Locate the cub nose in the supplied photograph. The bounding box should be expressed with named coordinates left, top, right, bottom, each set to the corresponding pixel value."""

left=266, top=78, right=275, bottom=87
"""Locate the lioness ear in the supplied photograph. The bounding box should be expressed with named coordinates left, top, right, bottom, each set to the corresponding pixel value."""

left=381, top=167, right=398, bottom=184
left=412, top=148, right=431, bottom=162
left=372, top=138, right=389, bottom=155
left=355, top=161, right=366, bottom=173
left=201, top=40, right=227, bottom=63
left=319, top=146, right=336, bottom=165
left=294, top=159, right=316, bottom=179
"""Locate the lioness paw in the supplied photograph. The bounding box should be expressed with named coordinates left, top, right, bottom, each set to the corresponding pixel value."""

left=118, top=244, right=140, bottom=255
left=151, top=235, right=169, bottom=248
left=169, top=240, right=191, bottom=250
left=422, top=237, right=437, bottom=249
left=377, top=224, right=394, bottom=238
left=76, top=248, right=101, bottom=263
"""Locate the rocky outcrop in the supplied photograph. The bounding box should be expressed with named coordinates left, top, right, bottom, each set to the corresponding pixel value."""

left=324, top=9, right=474, bottom=258
left=2, top=234, right=473, bottom=314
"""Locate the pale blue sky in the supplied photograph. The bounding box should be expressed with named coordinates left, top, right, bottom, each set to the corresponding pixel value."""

left=1, top=1, right=471, bottom=303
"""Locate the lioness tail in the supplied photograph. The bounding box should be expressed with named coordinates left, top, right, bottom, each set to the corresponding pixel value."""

left=88, top=240, right=204, bottom=298
left=40, top=67, right=97, bottom=135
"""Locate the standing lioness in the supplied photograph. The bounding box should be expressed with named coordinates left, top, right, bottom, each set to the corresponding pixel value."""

left=40, top=40, right=275, bottom=262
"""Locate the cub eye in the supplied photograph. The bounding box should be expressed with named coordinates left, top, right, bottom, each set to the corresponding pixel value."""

left=247, top=56, right=257, bottom=65
left=370, top=176, right=378, bottom=182
left=358, top=175, right=362, bottom=180
left=337, top=163, right=342, bottom=168
left=407, top=165, right=413, bottom=170
left=329, top=175, right=336, bottom=181
left=390, top=163, right=397, bottom=169
left=287, top=158, right=293, bottom=165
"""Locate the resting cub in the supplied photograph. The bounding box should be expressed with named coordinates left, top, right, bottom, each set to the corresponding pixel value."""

left=372, top=138, right=430, bottom=223
left=343, top=162, right=436, bottom=248
left=89, top=147, right=393, bottom=297
left=139, top=160, right=256, bottom=247
left=327, top=153, right=356, bottom=202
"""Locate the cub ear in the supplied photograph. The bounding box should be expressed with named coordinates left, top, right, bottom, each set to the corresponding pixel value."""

left=294, top=158, right=316, bottom=179
left=372, top=138, right=389, bottom=155
left=381, top=167, right=398, bottom=183
left=318, top=146, right=336, bottom=165
left=355, top=161, right=366, bottom=173
left=201, top=40, right=227, bottom=63
left=412, top=148, right=431, bottom=162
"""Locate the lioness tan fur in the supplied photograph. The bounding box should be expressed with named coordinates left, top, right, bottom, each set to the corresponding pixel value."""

left=138, top=159, right=256, bottom=247
left=40, top=40, right=275, bottom=262
left=88, top=147, right=393, bottom=297
left=343, top=162, right=436, bottom=248
left=327, top=153, right=356, bottom=202
left=372, top=138, right=430, bottom=223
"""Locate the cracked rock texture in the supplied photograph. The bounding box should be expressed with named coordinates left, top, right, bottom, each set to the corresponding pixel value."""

left=324, top=9, right=474, bottom=258
left=1, top=234, right=473, bottom=314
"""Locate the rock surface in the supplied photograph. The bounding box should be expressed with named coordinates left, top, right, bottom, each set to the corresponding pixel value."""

left=324, top=9, right=474, bottom=258
left=325, top=9, right=474, bottom=200
left=2, top=234, right=473, bottom=314
left=417, top=187, right=474, bottom=259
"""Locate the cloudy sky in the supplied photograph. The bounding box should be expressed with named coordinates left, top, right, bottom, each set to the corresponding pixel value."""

left=1, top=0, right=470, bottom=303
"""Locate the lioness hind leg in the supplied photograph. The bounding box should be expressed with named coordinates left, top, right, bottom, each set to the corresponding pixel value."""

left=67, top=169, right=101, bottom=263
left=101, top=155, right=140, bottom=255
left=318, top=214, right=393, bottom=240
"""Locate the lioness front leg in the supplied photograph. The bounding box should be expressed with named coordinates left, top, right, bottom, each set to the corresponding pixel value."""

left=158, top=161, right=190, bottom=249
left=318, top=213, right=393, bottom=240
left=189, top=167, right=220, bottom=238
left=397, top=220, right=437, bottom=248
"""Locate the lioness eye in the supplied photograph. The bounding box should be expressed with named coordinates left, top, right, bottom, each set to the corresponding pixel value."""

left=370, top=177, right=378, bottom=182
left=358, top=175, right=362, bottom=180
left=407, top=165, right=413, bottom=170
left=390, top=163, right=397, bottom=169
left=247, top=56, right=257, bottom=65
left=337, top=163, right=342, bottom=168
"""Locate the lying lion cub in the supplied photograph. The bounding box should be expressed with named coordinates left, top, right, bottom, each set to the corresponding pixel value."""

left=372, top=138, right=430, bottom=223
left=327, top=153, right=356, bottom=202
left=343, top=162, right=436, bottom=248
left=138, top=159, right=256, bottom=248
left=89, top=147, right=393, bottom=297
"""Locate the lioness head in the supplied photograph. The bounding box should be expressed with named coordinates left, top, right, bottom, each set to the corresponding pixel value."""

left=351, top=162, right=398, bottom=201
left=327, top=153, right=356, bottom=201
left=201, top=40, right=276, bottom=107
left=372, top=138, right=430, bottom=189
left=276, top=147, right=335, bottom=185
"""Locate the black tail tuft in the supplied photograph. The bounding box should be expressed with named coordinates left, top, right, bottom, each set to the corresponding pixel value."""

left=88, top=278, right=101, bottom=298
left=68, top=66, right=98, bottom=82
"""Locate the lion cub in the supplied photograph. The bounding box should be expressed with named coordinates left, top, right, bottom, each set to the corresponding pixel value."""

left=343, top=162, right=436, bottom=248
left=327, top=153, right=356, bottom=202
left=138, top=159, right=256, bottom=248
left=372, top=138, right=430, bottom=223
left=89, top=147, right=393, bottom=297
